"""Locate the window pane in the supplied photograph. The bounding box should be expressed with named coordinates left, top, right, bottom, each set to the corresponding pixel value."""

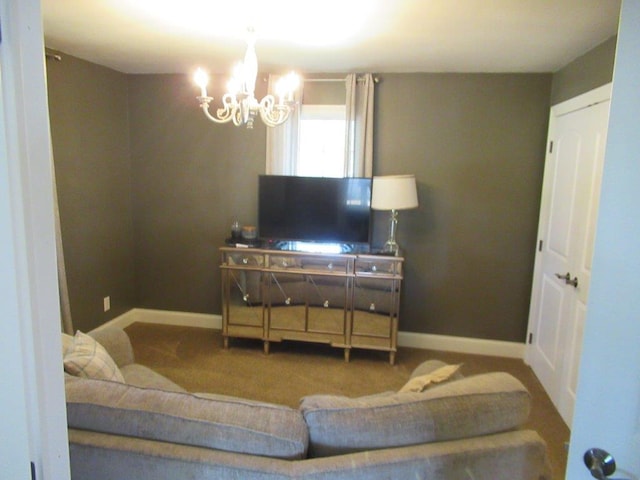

left=297, top=105, right=346, bottom=178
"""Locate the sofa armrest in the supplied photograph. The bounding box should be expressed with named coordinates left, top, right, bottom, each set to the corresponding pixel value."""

left=301, top=372, right=531, bottom=457
left=89, top=327, right=135, bottom=368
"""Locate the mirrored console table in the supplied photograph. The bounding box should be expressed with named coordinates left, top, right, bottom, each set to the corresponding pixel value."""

left=220, top=247, right=404, bottom=364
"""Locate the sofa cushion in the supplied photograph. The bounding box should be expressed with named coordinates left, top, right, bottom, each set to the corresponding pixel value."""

left=63, top=331, right=125, bottom=383
left=300, top=371, right=531, bottom=457
left=119, top=364, right=186, bottom=392
left=65, top=375, right=308, bottom=460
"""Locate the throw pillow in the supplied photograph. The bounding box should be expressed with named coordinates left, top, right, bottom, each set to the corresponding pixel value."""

left=398, top=363, right=462, bottom=393
left=61, top=333, right=74, bottom=356
left=63, top=331, right=125, bottom=383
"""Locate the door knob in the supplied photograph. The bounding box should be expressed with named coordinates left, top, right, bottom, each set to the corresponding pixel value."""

left=584, top=448, right=616, bottom=479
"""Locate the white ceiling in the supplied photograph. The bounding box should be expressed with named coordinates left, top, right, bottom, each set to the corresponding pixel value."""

left=41, top=0, right=621, bottom=75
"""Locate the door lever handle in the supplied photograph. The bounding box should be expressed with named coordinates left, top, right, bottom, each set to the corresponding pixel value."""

left=555, top=272, right=579, bottom=288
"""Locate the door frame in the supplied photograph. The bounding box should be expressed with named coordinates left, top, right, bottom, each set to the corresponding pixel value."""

left=0, top=0, right=71, bottom=478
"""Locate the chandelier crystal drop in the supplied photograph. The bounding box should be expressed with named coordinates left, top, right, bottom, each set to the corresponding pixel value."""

left=194, top=29, right=299, bottom=129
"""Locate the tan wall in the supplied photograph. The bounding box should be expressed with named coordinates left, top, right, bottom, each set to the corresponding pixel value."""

left=551, top=36, right=616, bottom=105
left=48, top=36, right=618, bottom=340
left=128, top=74, right=267, bottom=314
left=125, top=72, right=551, bottom=342
left=46, top=51, right=135, bottom=332
left=374, top=73, right=551, bottom=340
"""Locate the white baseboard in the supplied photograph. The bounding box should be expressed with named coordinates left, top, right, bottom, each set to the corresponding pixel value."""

left=397, top=331, right=525, bottom=359
left=94, top=308, right=524, bottom=359
left=92, top=308, right=222, bottom=332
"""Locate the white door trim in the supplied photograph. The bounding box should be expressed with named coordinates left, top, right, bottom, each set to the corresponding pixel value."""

left=0, top=0, right=71, bottom=478
left=552, top=83, right=612, bottom=118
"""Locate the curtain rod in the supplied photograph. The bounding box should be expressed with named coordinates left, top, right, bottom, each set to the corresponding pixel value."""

left=304, top=76, right=380, bottom=84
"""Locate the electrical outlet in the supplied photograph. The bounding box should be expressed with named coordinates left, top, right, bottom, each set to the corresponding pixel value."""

left=103, top=296, right=111, bottom=312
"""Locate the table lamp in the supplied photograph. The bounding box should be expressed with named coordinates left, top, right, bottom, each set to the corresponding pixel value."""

left=371, top=174, right=419, bottom=255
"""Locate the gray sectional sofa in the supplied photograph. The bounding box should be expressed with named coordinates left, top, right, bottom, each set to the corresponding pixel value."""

left=64, top=327, right=552, bottom=479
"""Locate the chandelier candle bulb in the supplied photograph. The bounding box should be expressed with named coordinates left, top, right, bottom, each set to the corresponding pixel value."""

left=281, top=72, right=299, bottom=102
left=194, top=68, right=208, bottom=97
left=227, top=78, right=240, bottom=96
left=276, top=79, right=287, bottom=105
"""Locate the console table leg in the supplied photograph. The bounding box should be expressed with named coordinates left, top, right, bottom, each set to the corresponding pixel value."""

left=344, top=348, right=350, bottom=363
left=389, top=351, right=396, bottom=365
left=223, top=337, right=229, bottom=349
left=264, top=341, right=270, bottom=355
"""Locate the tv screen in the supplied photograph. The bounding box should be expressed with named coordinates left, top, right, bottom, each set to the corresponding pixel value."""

left=258, top=175, right=372, bottom=246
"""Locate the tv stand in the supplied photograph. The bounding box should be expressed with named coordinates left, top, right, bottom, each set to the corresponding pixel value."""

left=219, top=247, right=404, bottom=364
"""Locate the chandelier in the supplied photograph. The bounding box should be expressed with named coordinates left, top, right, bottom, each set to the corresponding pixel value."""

left=194, top=30, right=299, bottom=129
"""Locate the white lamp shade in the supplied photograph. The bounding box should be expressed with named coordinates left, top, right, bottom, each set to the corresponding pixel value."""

left=371, top=174, right=419, bottom=210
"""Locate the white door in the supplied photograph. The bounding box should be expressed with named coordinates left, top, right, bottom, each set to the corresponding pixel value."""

left=526, top=84, right=611, bottom=427
left=567, top=2, right=640, bottom=477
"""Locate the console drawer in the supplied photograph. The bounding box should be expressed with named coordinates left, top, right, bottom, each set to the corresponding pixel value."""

left=355, top=257, right=402, bottom=277
left=223, top=251, right=265, bottom=268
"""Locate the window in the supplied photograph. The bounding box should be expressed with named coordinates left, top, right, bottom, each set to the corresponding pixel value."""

left=267, top=73, right=373, bottom=178
left=297, top=105, right=346, bottom=177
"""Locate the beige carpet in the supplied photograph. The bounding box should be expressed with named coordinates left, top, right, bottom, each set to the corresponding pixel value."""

left=125, top=322, right=569, bottom=479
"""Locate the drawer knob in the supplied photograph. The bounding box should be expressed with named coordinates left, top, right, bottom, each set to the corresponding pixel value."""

left=369, top=303, right=376, bottom=311
left=323, top=300, right=330, bottom=308
left=242, top=258, right=248, bottom=264
left=371, top=265, right=377, bottom=272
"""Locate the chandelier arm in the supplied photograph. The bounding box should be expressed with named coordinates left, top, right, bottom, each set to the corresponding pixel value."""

left=198, top=97, right=233, bottom=124
left=219, top=94, right=242, bottom=124
left=198, top=94, right=249, bottom=125
left=260, top=109, right=291, bottom=127
left=259, top=95, right=293, bottom=127
left=232, top=104, right=244, bottom=126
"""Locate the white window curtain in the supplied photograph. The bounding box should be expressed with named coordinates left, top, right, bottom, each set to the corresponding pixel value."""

left=344, top=73, right=374, bottom=178
left=52, top=160, right=74, bottom=334
left=265, top=74, right=303, bottom=175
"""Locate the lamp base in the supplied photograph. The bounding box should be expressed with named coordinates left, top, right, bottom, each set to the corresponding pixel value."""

left=381, top=240, right=398, bottom=256
left=383, top=209, right=400, bottom=256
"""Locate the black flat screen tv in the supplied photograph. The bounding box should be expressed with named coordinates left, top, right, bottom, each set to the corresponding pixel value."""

left=258, top=175, right=372, bottom=247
